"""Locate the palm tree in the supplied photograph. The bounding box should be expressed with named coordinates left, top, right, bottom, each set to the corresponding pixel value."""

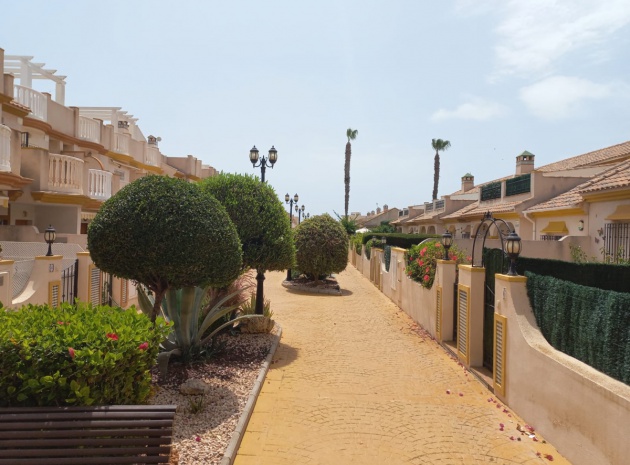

left=431, top=138, right=451, bottom=200
left=345, top=128, right=358, bottom=218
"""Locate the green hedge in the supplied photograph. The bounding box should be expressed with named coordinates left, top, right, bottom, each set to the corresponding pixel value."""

left=0, top=303, right=171, bottom=407
left=517, top=257, right=630, bottom=293
left=361, top=233, right=438, bottom=249
left=526, top=272, right=630, bottom=385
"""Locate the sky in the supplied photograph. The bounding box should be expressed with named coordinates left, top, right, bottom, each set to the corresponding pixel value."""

left=2, top=0, right=630, bottom=218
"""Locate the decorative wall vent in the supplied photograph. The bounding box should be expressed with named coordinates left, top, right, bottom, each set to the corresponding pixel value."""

left=493, top=314, right=507, bottom=396
left=457, top=284, right=470, bottom=365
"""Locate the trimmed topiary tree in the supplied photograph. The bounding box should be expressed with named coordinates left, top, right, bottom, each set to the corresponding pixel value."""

left=88, top=175, right=242, bottom=322
left=199, top=173, right=294, bottom=314
left=295, top=213, right=348, bottom=282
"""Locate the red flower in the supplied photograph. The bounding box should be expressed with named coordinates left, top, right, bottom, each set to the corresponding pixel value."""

left=106, top=333, right=119, bottom=341
left=68, top=347, right=75, bottom=359
left=138, top=342, right=149, bottom=351
left=544, top=454, right=554, bottom=461
left=436, top=242, right=441, bottom=247
left=57, top=321, right=64, bottom=325
left=423, top=275, right=430, bottom=282
left=420, top=247, right=427, bottom=256
left=418, top=260, right=424, bottom=266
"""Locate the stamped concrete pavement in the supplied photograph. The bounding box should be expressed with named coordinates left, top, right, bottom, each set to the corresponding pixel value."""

left=234, top=266, right=570, bottom=465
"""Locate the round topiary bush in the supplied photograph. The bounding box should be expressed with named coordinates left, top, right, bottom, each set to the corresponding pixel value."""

left=88, top=175, right=242, bottom=321
left=295, top=213, right=348, bottom=281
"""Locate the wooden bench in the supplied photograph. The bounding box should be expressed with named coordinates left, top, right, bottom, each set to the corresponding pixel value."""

left=0, top=405, right=177, bottom=465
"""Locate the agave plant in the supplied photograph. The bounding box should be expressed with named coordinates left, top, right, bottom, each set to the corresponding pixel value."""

left=137, top=285, right=262, bottom=373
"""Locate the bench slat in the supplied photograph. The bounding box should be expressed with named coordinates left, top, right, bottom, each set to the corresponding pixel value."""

left=0, top=456, right=170, bottom=465
left=0, top=419, right=174, bottom=431
left=2, top=445, right=171, bottom=458
left=0, top=428, right=173, bottom=440
left=0, top=411, right=176, bottom=422
left=0, top=437, right=172, bottom=448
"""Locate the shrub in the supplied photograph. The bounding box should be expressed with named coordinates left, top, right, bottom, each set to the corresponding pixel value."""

left=405, top=240, right=470, bottom=289
left=295, top=213, right=348, bottom=281
left=88, top=175, right=242, bottom=322
left=334, top=211, right=359, bottom=236
left=352, top=233, right=364, bottom=255
left=362, top=232, right=439, bottom=249
left=0, top=303, right=170, bottom=407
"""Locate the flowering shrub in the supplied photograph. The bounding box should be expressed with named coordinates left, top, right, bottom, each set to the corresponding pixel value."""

left=0, top=302, right=170, bottom=407
left=405, top=240, right=470, bottom=289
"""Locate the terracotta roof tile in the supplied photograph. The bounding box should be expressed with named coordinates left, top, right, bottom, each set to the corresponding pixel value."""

left=526, top=160, right=630, bottom=212
left=442, top=200, right=522, bottom=219
left=537, top=140, right=630, bottom=173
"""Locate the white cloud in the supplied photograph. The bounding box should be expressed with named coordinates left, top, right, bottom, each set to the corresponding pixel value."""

left=431, top=97, right=507, bottom=122
left=519, top=75, right=612, bottom=120
left=458, top=0, right=630, bottom=78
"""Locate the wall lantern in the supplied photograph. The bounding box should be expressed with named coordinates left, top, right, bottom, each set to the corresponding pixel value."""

left=441, top=231, right=453, bottom=260
left=45, top=225, right=56, bottom=257
left=505, top=230, right=522, bottom=276
left=578, top=220, right=584, bottom=231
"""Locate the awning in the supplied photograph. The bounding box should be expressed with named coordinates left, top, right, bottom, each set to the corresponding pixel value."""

left=540, top=221, right=569, bottom=234
left=81, top=212, right=97, bottom=221
left=605, top=204, right=630, bottom=221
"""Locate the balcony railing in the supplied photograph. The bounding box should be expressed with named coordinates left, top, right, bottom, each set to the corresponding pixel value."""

left=48, top=153, right=83, bottom=194
left=506, top=174, right=531, bottom=196
left=435, top=199, right=445, bottom=211
left=14, top=85, right=47, bottom=121
left=114, top=133, right=129, bottom=155
left=88, top=169, right=112, bottom=200
left=78, top=116, right=101, bottom=144
left=481, top=182, right=502, bottom=201
left=0, top=124, right=11, bottom=172
left=144, top=145, right=160, bottom=167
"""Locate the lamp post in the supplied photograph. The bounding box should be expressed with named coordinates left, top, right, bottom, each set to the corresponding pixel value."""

left=441, top=231, right=453, bottom=260
left=296, top=204, right=305, bottom=224
left=505, top=230, right=522, bottom=276
left=45, top=225, right=56, bottom=257
left=285, top=193, right=299, bottom=281
left=249, top=145, right=277, bottom=183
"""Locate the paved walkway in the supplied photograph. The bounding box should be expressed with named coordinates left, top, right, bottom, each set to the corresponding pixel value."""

left=234, top=267, right=570, bottom=465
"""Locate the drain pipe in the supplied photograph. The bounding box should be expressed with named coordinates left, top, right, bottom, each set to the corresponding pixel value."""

left=523, top=211, right=536, bottom=241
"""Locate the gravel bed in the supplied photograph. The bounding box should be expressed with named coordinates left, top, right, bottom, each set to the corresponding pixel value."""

left=149, top=329, right=277, bottom=465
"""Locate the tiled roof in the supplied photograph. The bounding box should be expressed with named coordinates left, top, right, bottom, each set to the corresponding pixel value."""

left=526, top=160, right=630, bottom=212
left=442, top=200, right=523, bottom=220
left=579, top=159, right=630, bottom=193
left=537, top=140, right=630, bottom=173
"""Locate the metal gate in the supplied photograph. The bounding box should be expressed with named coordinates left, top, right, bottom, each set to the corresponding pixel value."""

left=482, top=248, right=508, bottom=371
left=61, top=259, right=79, bottom=305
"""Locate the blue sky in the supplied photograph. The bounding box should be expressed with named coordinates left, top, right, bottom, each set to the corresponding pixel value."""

left=2, top=0, right=629, bottom=217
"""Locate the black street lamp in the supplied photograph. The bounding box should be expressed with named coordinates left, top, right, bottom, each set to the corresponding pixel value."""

left=441, top=231, right=453, bottom=260
left=285, top=193, right=299, bottom=281
left=296, top=204, right=306, bottom=224
left=249, top=145, right=278, bottom=183
left=45, top=225, right=56, bottom=256
left=505, top=231, right=522, bottom=276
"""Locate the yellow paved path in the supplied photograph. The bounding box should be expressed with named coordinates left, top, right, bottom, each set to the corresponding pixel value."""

left=234, top=267, right=570, bottom=465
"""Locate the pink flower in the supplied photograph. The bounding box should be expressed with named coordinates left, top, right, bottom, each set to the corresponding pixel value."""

left=436, top=242, right=441, bottom=247
left=57, top=321, right=64, bottom=325
left=68, top=347, right=75, bottom=359
left=138, top=342, right=149, bottom=351
left=425, top=267, right=430, bottom=273
left=420, top=247, right=427, bottom=256
left=418, top=260, right=424, bottom=266
left=458, top=392, right=463, bottom=397
left=544, top=454, right=554, bottom=461
left=446, top=389, right=451, bottom=394
left=195, top=436, right=201, bottom=442
left=106, top=333, right=119, bottom=341
left=423, top=275, right=430, bottom=282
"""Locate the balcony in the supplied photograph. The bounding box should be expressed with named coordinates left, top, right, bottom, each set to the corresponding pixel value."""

left=144, top=145, right=160, bottom=167
left=0, top=124, right=11, bottom=172
left=48, top=153, right=83, bottom=194
left=506, top=174, right=531, bottom=196
left=14, top=85, right=47, bottom=121
left=88, top=169, right=112, bottom=201
left=114, top=133, right=129, bottom=155
left=78, top=116, right=101, bottom=144
left=481, top=182, right=502, bottom=201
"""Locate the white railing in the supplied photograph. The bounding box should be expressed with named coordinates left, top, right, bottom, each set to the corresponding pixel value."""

left=88, top=169, right=112, bottom=200
left=14, top=85, right=48, bottom=121
left=114, top=133, right=129, bottom=155
left=78, top=116, right=101, bottom=144
left=144, top=145, right=160, bottom=167
left=0, top=124, right=11, bottom=172
left=48, top=153, right=84, bottom=194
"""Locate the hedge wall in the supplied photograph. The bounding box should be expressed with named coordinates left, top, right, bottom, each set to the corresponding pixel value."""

left=526, top=272, right=630, bottom=385
left=517, top=257, right=630, bottom=293
left=361, top=233, right=438, bottom=250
